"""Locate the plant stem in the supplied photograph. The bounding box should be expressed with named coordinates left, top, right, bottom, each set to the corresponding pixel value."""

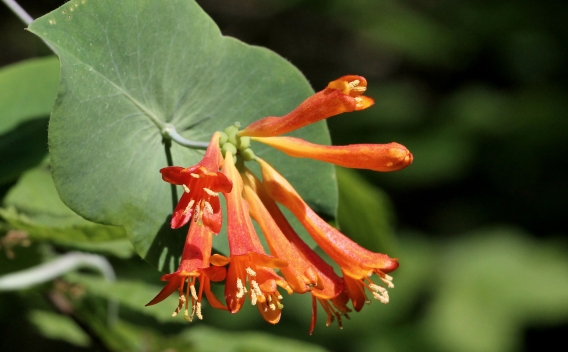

left=2, top=0, right=34, bottom=25
left=0, top=252, right=119, bottom=326
left=162, top=124, right=209, bottom=150
left=3, top=0, right=57, bottom=53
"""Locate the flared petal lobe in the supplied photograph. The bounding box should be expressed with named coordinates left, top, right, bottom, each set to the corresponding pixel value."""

left=146, top=222, right=228, bottom=321
left=253, top=136, right=413, bottom=172
left=161, top=132, right=232, bottom=232
left=239, top=75, right=373, bottom=137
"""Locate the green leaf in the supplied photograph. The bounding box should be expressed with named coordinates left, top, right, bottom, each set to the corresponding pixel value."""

left=0, top=166, right=130, bottom=257
left=0, top=57, right=59, bottom=184
left=0, top=57, right=59, bottom=132
left=28, top=0, right=336, bottom=272
left=28, top=310, right=91, bottom=347
left=182, top=325, right=330, bottom=352
left=336, top=167, right=396, bottom=253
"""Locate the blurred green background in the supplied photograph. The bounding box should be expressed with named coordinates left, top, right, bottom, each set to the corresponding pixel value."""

left=1, top=0, right=568, bottom=351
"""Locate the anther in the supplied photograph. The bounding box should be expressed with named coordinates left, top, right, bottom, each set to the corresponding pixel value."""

left=193, top=203, right=201, bottom=222
left=184, top=305, right=190, bottom=322
left=251, top=280, right=262, bottom=298
left=347, top=80, right=360, bottom=89
left=203, top=188, right=218, bottom=197
left=196, top=302, right=203, bottom=320
left=204, top=201, right=214, bottom=214
left=269, top=303, right=276, bottom=311
left=190, top=173, right=200, bottom=178
left=380, top=274, right=394, bottom=289
left=245, top=267, right=257, bottom=277
left=190, top=285, right=198, bottom=300
left=182, top=184, right=190, bottom=193
left=236, top=279, right=245, bottom=298
left=183, top=200, right=195, bottom=215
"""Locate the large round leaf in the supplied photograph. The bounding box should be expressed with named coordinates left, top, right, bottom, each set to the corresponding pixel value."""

left=28, top=0, right=337, bottom=272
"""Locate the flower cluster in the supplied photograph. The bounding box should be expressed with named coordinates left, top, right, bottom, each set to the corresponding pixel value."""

left=147, top=75, right=413, bottom=333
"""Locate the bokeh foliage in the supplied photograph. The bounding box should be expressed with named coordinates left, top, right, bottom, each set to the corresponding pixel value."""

left=1, top=0, right=568, bottom=351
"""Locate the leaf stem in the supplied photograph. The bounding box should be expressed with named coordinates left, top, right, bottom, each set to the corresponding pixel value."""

left=3, top=0, right=57, bottom=53
left=162, top=124, right=209, bottom=150
left=2, top=0, right=34, bottom=25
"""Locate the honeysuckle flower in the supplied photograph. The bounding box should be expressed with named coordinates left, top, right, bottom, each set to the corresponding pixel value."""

left=161, top=132, right=232, bottom=233
left=257, top=157, right=399, bottom=312
left=252, top=136, right=413, bottom=172
left=242, top=168, right=352, bottom=334
left=146, top=221, right=228, bottom=321
left=153, top=74, right=410, bottom=332
left=239, top=75, right=374, bottom=137
left=221, top=152, right=290, bottom=324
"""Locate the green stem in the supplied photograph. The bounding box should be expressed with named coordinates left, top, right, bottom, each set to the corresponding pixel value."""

left=162, top=124, right=209, bottom=150
left=2, top=0, right=56, bottom=52
left=0, top=251, right=118, bottom=326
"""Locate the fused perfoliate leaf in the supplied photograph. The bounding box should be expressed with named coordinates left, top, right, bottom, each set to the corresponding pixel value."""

left=27, top=0, right=336, bottom=272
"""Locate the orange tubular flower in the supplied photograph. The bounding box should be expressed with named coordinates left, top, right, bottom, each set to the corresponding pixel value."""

left=241, top=169, right=321, bottom=294
left=221, top=152, right=290, bottom=324
left=252, top=136, right=413, bottom=172
left=146, top=221, right=228, bottom=321
left=257, top=157, right=399, bottom=312
left=161, top=132, right=232, bottom=233
left=242, top=168, right=351, bottom=334
left=239, top=75, right=374, bottom=137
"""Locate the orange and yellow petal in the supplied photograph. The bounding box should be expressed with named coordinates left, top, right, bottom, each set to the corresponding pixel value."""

left=253, top=136, right=413, bottom=172
left=239, top=76, right=373, bottom=137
